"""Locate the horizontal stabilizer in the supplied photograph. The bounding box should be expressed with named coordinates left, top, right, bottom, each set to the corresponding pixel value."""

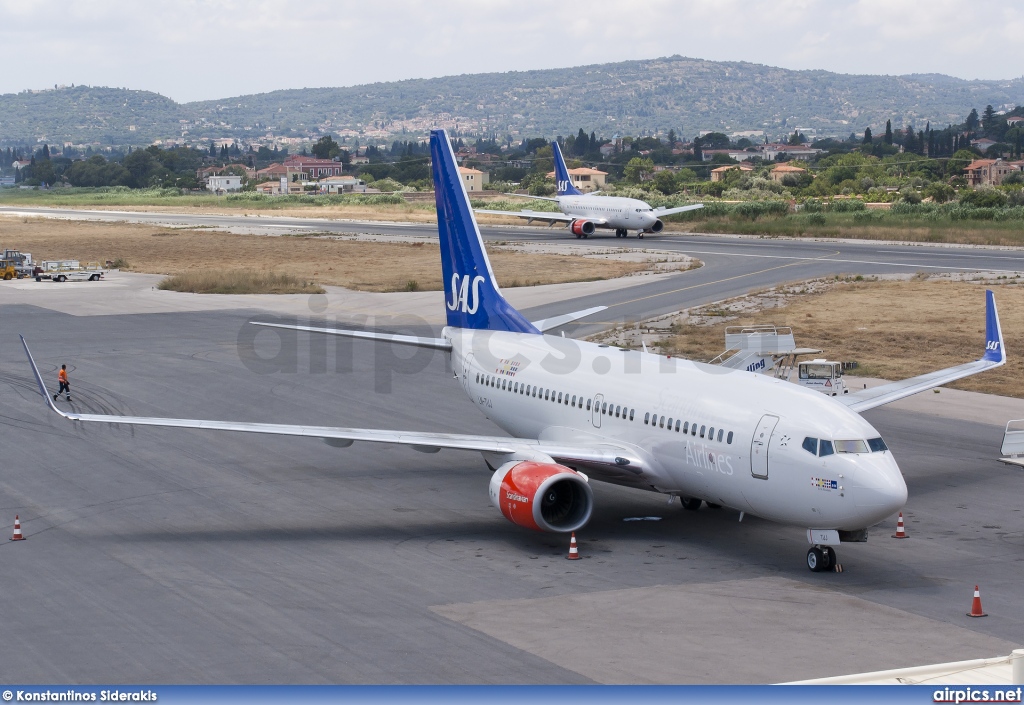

left=532, top=306, right=607, bottom=333
left=250, top=322, right=451, bottom=350
left=838, top=290, right=1005, bottom=412
left=654, top=204, right=705, bottom=218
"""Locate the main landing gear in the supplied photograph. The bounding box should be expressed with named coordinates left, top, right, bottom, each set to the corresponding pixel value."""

left=615, top=228, right=627, bottom=238
left=806, top=545, right=838, bottom=572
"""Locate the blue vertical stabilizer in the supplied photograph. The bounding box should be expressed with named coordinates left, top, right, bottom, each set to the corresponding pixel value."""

left=983, top=289, right=1005, bottom=362
left=430, top=130, right=540, bottom=333
left=552, top=141, right=583, bottom=197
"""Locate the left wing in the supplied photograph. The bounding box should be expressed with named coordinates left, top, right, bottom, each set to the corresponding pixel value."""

left=474, top=208, right=578, bottom=225
left=837, top=289, right=1005, bottom=413
left=20, top=336, right=642, bottom=472
left=654, top=204, right=705, bottom=218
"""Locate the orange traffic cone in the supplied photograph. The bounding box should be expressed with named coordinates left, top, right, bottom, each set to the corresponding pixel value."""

left=968, top=585, right=987, bottom=618
left=566, top=532, right=580, bottom=560
left=10, top=515, right=25, bottom=541
left=892, top=512, right=908, bottom=539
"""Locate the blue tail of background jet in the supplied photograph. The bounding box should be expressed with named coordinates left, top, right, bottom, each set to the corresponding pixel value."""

left=430, top=129, right=540, bottom=334
left=551, top=141, right=582, bottom=197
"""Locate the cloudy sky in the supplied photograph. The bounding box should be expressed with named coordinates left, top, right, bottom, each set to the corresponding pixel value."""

left=4, top=0, right=1022, bottom=103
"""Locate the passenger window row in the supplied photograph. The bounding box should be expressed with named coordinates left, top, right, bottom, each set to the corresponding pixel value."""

left=643, top=412, right=733, bottom=445
left=474, top=373, right=636, bottom=420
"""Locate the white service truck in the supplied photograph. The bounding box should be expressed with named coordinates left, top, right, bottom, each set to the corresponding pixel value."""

left=795, top=359, right=848, bottom=396
left=35, top=260, right=106, bottom=282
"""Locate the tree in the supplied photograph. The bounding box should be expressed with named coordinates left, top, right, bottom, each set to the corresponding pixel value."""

left=982, top=105, right=997, bottom=131
left=787, top=131, right=805, bottom=146
left=667, top=129, right=677, bottom=149
left=573, top=128, right=588, bottom=156
left=863, top=127, right=872, bottom=144
left=623, top=157, right=655, bottom=183
left=701, top=132, right=730, bottom=149
left=311, top=135, right=341, bottom=160
left=965, top=108, right=980, bottom=132
left=884, top=120, right=893, bottom=145
left=652, top=169, right=678, bottom=195
left=209, top=143, right=217, bottom=157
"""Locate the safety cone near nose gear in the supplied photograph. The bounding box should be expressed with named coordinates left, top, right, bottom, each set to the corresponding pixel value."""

left=892, top=512, right=908, bottom=539
left=10, top=515, right=25, bottom=541
left=967, top=585, right=988, bottom=618
left=566, top=533, right=580, bottom=560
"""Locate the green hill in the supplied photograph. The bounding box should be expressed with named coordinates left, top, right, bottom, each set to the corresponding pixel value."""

left=3, top=56, right=1024, bottom=145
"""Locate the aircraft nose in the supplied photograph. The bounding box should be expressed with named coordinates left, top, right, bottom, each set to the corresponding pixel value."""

left=852, top=455, right=907, bottom=516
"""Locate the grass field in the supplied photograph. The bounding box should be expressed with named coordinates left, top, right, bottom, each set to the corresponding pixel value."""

left=0, top=217, right=646, bottom=292
left=687, top=214, right=1024, bottom=247
left=661, top=277, right=1024, bottom=397
left=158, top=270, right=326, bottom=295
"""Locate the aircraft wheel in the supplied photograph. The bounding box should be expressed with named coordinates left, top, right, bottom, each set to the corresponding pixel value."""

left=807, top=547, right=825, bottom=572
left=638, top=232, right=644, bottom=239
left=825, top=546, right=837, bottom=567
left=583, top=233, right=589, bottom=239
left=680, top=497, right=702, bottom=511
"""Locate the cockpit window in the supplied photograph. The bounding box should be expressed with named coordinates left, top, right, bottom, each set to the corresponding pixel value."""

left=802, top=437, right=818, bottom=455
left=835, top=439, right=869, bottom=454
left=868, top=437, right=889, bottom=453
left=818, top=440, right=835, bottom=457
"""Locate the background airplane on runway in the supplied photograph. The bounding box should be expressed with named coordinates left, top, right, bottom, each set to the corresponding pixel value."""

left=475, top=140, right=704, bottom=239
left=23, top=129, right=1006, bottom=573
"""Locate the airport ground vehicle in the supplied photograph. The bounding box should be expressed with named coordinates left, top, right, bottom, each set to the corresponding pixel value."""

left=22, top=129, right=1007, bottom=572
left=35, top=261, right=106, bottom=282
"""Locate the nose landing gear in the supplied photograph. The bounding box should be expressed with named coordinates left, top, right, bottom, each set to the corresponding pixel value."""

left=806, top=545, right=838, bottom=572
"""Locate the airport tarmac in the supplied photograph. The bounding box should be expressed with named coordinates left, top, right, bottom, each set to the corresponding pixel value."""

left=2, top=304, right=1023, bottom=684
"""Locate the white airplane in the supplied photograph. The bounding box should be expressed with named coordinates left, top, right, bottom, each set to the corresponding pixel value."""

left=22, top=129, right=1006, bottom=573
left=475, top=140, right=704, bottom=239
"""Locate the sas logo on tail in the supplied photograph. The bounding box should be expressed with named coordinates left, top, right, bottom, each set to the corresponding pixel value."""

left=447, top=273, right=485, bottom=313
left=987, top=341, right=1001, bottom=351
left=557, top=180, right=570, bottom=192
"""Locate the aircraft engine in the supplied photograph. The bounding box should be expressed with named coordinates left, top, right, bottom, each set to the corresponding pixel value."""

left=570, top=219, right=596, bottom=236
left=647, top=219, right=665, bottom=233
left=488, top=460, right=593, bottom=532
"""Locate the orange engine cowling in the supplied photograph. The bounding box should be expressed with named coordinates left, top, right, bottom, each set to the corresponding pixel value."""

left=488, top=461, right=594, bottom=532
left=570, top=219, right=595, bottom=236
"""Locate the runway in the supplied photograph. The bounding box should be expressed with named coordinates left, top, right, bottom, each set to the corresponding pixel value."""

left=1, top=206, right=1023, bottom=683
left=5, top=205, right=1023, bottom=335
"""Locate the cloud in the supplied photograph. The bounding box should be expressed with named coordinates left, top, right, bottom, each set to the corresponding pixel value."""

left=0, top=0, right=1021, bottom=102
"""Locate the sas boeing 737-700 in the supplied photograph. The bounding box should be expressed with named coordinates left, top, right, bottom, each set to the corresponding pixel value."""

left=22, top=129, right=1006, bottom=572
left=475, top=140, right=704, bottom=239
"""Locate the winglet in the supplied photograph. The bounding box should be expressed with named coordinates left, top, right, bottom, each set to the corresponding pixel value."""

left=551, top=141, right=583, bottom=197
left=20, top=335, right=73, bottom=420
left=983, top=289, right=1005, bottom=363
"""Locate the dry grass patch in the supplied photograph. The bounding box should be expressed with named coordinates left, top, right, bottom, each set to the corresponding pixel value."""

left=158, top=270, right=325, bottom=295
left=0, top=217, right=644, bottom=292
left=663, top=277, right=1024, bottom=397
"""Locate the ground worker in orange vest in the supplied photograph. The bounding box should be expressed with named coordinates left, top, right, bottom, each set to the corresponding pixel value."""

left=54, top=364, right=71, bottom=402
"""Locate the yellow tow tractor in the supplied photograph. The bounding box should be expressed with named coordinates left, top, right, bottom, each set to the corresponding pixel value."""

left=0, top=259, right=22, bottom=280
